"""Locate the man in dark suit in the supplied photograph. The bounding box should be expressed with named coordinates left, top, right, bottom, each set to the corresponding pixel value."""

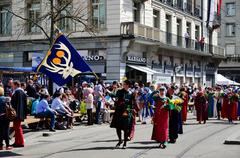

left=11, top=80, right=27, bottom=148
left=26, top=80, right=36, bottom=98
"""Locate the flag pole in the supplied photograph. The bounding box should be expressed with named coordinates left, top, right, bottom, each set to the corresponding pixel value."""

left=92, top=72, right=99, bottom=81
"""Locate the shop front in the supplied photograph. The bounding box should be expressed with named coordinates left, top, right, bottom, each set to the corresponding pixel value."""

left=205, top=63, right=216, bottom=87
left=194, top=66, right=201, bottom=87
left=126, top=56, right=157, bottom=83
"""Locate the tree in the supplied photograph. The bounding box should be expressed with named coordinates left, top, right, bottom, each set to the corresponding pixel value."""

left=3, top=0, right=97, bottom=94
left=4, top=0, right=95, bottom=44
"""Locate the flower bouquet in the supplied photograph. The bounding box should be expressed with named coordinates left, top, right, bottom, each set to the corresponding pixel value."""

left=164, top=98, right=183, bottom=112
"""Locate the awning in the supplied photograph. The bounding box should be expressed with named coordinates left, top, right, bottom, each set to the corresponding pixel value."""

left=127, top=64, right=158, bottom=75
left=0, top=67, right=34, bottom=72
left=216, top=74, right=240, bottom=85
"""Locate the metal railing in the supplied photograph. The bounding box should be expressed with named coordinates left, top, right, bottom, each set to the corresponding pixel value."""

left=121, top=22, right=225, bottom=57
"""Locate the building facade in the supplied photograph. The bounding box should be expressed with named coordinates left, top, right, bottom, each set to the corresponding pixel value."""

left=0, top=0, right=224, bottom=86
left=218, top=0, right=240, bottom=83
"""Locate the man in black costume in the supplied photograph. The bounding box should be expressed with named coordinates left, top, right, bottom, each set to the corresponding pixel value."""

left=110, top=80, right=135, bottom=149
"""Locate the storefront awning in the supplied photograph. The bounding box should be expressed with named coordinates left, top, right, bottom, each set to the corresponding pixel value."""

left=0, top=67, right=34, bottom=72
left=127, top=64, right=158, bottom=75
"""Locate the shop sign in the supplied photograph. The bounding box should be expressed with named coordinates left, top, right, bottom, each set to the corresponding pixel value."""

left=153, top=75, right=172, bottom=84
left=126, top=56, right=146, bottom=64
left=82, top=55, right=105, bottom=61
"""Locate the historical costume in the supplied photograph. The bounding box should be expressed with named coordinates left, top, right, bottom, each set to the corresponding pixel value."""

left=151, top=87, right=169, bottom=149
left=141, top=88, right=154, bottom=124
left=167, top=86, right=179, bottom=143
left=195, top=90, right=208, bottom=124
left=221, top=90, right=238, bottom=123
left=110, top=80, right=135, bottom=149
left=206, top=88, right=215, bottom=118
left=179, top=88, right=188, bottom=123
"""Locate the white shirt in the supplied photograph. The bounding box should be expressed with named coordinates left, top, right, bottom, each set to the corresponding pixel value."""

left=51, top=97, right=65, bottom=111
left=85, top=94, right=94, bottom=109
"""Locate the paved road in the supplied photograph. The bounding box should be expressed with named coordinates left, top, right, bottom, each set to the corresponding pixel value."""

left=1, top=114, right=240, bottom=158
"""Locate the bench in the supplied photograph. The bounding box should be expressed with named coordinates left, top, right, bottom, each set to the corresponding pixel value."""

left=10, top=116, right=41, bottom=128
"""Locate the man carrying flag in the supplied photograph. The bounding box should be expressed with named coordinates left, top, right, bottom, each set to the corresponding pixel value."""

left=36, top=34, right=94, bottom=86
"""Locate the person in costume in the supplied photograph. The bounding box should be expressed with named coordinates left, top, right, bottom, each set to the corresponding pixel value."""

left=194, top=87, right=208, bottom=124
left=110, top=80, right=135, bottom=149
left=214, top=86, right=222, bottom=120
left=167, top=85, right=179, bottom=143
left=237, top=89, right=240, bottom=120
left=179, top=87, right=188, bottom=124
left=151, top=86, right=169, bottom=149
left=206, top=87, right=215, bottom=118
left=221, top=89, right=238, bottom=123
left=141, top=87, right=154, bottom=124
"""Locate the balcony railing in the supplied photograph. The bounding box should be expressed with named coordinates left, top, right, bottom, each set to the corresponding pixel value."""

left=121, top=22, right=225, bottom=57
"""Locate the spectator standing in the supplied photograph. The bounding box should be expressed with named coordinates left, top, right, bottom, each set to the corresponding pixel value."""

left=0, top=87, right=13, bottom=150
left=85, top=88, right=94, bottom=125
left=4, top=78, right=13, bottom=97
left=11, top=80, right=27, bottom=148
left=184, top=32, right=190, bottom=48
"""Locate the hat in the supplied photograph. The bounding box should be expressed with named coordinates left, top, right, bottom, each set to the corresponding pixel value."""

left=159, top=86, right=166, bottom=91
left=82, top=81, right=88, bottom=86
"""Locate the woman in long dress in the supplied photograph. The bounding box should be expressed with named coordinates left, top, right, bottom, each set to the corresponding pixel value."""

left=151, top=86, right=169, bottom=149
left=195, top=88, right=208, bottom=124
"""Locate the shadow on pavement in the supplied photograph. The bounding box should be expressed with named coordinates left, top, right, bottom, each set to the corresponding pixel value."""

left=92, top=139, right=118, bottom=143
left=133, top=141, right=156, bottom=145
left=0, top=151, right=22, bottom=157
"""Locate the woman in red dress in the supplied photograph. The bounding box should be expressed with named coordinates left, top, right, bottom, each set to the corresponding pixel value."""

left=151, top=86, right=169, bottom=149
left=195, top=88, right=208, bottom=124
left=179, top=87, right=188, bottom=123
left=221, top=90, right=238, bottom=123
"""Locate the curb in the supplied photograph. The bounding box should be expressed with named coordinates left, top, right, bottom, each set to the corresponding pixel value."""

left=224, top=130, right=240, bottom=145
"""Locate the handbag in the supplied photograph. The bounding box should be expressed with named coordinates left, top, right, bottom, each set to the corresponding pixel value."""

left=5, top=103, right=16, bottom=121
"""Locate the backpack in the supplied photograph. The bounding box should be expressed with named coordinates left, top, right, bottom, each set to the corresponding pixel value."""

left=5, top=103, right=16, bottom=121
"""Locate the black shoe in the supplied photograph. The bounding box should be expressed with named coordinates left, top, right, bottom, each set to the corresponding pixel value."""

left=49, top=128, right=56, bottom=132
left=169, top=139, right=176, bottom=144
left=122, top=143, right=127, bottom=149
left=159, top=143, right=166, bottom=149
left=115, top=141, right=123, bottom=149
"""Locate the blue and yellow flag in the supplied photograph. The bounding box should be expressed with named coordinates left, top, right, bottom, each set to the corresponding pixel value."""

left=36, top=34, right=93, bottom=86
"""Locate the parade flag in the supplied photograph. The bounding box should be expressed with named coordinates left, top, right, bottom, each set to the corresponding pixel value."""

left=36, top=34, right=93, bottom=86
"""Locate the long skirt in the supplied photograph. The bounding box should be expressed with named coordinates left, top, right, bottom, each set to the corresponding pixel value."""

left=222, top=101, right=238, bottom=120
left=151, top=108, right=169, bottom=143
left=208, top=96, right=214, bottom=118
left=196, top=104, right=208, bottom=122
left=169, top=110, right=179, bottom=141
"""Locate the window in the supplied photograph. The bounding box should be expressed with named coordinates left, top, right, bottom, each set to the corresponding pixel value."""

left=226, top=23, right=235, bottom=36
left=133, top=2, right=141, bottom=23
left=27, top=1, right=41, bottom=33
left=58, top=0, right=73, bottom=32
left=186, top=22, right=191, bottom=36
left=153, top=10, right=160, bottom=28
left=0, top=5, right=12, bottom=35
left=226, top=44, right=236, bottom=55
left=91, top=0, right=106, bottom=29
left=195, top=25, right=200, bottom=39
left=226, top=3, right=235, bottom=16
